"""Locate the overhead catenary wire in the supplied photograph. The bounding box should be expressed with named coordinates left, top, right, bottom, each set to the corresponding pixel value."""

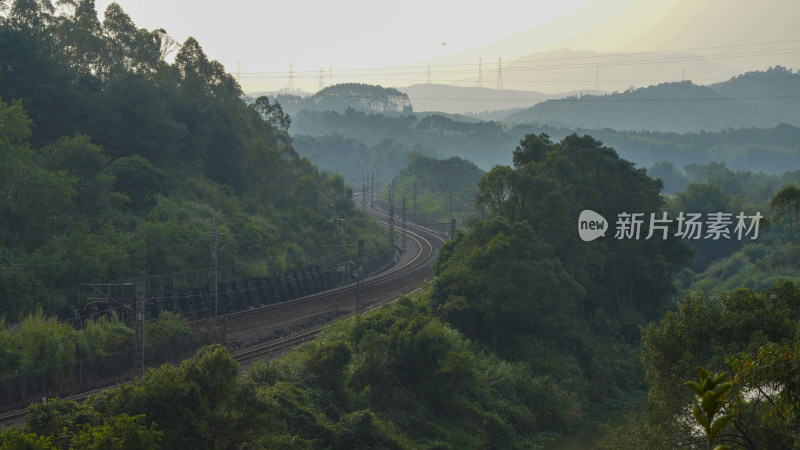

left=240, top=39, right=800, bottom=77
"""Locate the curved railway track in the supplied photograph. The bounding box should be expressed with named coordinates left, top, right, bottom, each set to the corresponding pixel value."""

left=1, top=195, right=446, bottom=428
left=212, top=196, right=445, bottom=337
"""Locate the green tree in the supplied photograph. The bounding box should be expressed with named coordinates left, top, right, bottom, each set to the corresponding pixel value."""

left=89, top=344, right=239, bottom=448
left=728, top=326, right=800, bottom=448
left=648, top=160, right=688, bottom=194
left=0, top=98, right=75, bottom=251
left=106, top=155, right=166, bottom=212
left=684, top=366, right=733, bottom=450
left=615, top=281, right=800, bottom=448
left=770, top=183, right=800, bottom=243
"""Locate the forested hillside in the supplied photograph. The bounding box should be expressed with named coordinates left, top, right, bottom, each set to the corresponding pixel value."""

left=381, top=154, right=484, bottom=229
left=3, top=1, right=800, bottom=448
left=290, top=105, right=800, bottom=173
left=504, top=66, right=800, bottom=132
left=275, top=83, right=413, bottom=116
left=0, top=2, right=383, bottom=319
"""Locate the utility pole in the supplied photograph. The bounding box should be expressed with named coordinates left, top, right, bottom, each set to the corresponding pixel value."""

left=477, top=57, right=483, bottom=88
left=449, top=191, right=453, bottom=222
left=370, top=173, right=375, bottom=207
left=389, top=180, right=395, bottom=249
left=212, top=214, right=219, bottom=318
left=135, top=277, right=145, bottom=377
left=413, top=181, right=417, bottom=222
left=401, top=196, right=407, bottom=253
left=332, top=211, right=339, bottom=244
left=356, top=240, right=364, bottom=315
left=288, top=62, right=295, bottom=91
left=595, top=67, right=599, bottom=91
left=448, top=191, right=455, bottom=239
left=496, top=57, right=503, bottom=90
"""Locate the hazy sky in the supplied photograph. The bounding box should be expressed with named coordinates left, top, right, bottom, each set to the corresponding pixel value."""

left=92, top=0, right=799, bottom=93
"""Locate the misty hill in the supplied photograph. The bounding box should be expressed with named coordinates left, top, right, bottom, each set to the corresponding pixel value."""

left=504, top=67, right=800, bottom=132
left=291, top=103, right=800, bottom=174
left=398, top=83, right=555, bottom=115
left=425, top=48, right=737, bottom=97
left=268, top=83, right=411, bottom=117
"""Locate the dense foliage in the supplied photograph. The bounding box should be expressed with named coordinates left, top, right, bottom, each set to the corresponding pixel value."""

left=1, top=293, right=577, bottom=448
left=0, top=1, right=384, bottom=319
left=0, top=309, right=187, bottom=378
left=601, top=281, right=800, bottom=448
left=277, top=83, right=413, bottom=115
left=380, top=153, right=485, bottom=228
left=431, top=133, right=693, bottom=413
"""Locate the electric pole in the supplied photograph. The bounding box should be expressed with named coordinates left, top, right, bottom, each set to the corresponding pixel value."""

left=356, top=240, right=364, bottom=315
left=401, top=196, right=407, bottom=253
left=212, top=215, right=218, bottom=317
left=477, top=57, right=483, bottom=88
left=413, top=181, right=417, bottom=222
left=595, top=67, right=599, bottom=91
left=497, top=57, right=503, bottom=90
left=448, top=191, right=454, bottom=239
left=332, top=212, right=339, bottom=244
left=389, top=180, right=395, bottom=249
left=449, top=191, right=453, bottom=221
left=288, top=62, right=295, bottom=91
left=135, top=277, right=145, bottom=377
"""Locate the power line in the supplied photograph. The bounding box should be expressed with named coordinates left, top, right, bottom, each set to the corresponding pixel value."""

left=0, top=240, right=207, bottom=271
left=239, top=39, right=800, bottom=77
left=272, top=92, right=800, bottom=104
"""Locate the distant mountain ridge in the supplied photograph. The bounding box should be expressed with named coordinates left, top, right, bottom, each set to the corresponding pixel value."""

left=503, top=67, right=800, bottom=132
left=397, top=84, right=557, bottom=115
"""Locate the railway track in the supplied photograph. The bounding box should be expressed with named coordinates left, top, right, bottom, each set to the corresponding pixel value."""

left=1, top=195, right=446, bottom=428
left=212, top=197, right=445, bottom=337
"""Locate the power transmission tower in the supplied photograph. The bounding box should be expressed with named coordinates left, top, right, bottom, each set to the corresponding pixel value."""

left=477, top=57, right=483, bottom=88
left=427, top=66, right=431, bottom=84
left=319, top=68, right=324, bottom=90
left=595, top=67, right=599, bottom=91
left=288, top=62, right=295, bottom=91
left=370, top=173, right=375, bottom=207
left=496, top=57, right=503, bottom=90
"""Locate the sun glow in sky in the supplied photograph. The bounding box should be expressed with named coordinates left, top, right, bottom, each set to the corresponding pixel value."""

left=93, top=0, right=799, bottom=93
left=93, top=0, right=606, bottom=89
